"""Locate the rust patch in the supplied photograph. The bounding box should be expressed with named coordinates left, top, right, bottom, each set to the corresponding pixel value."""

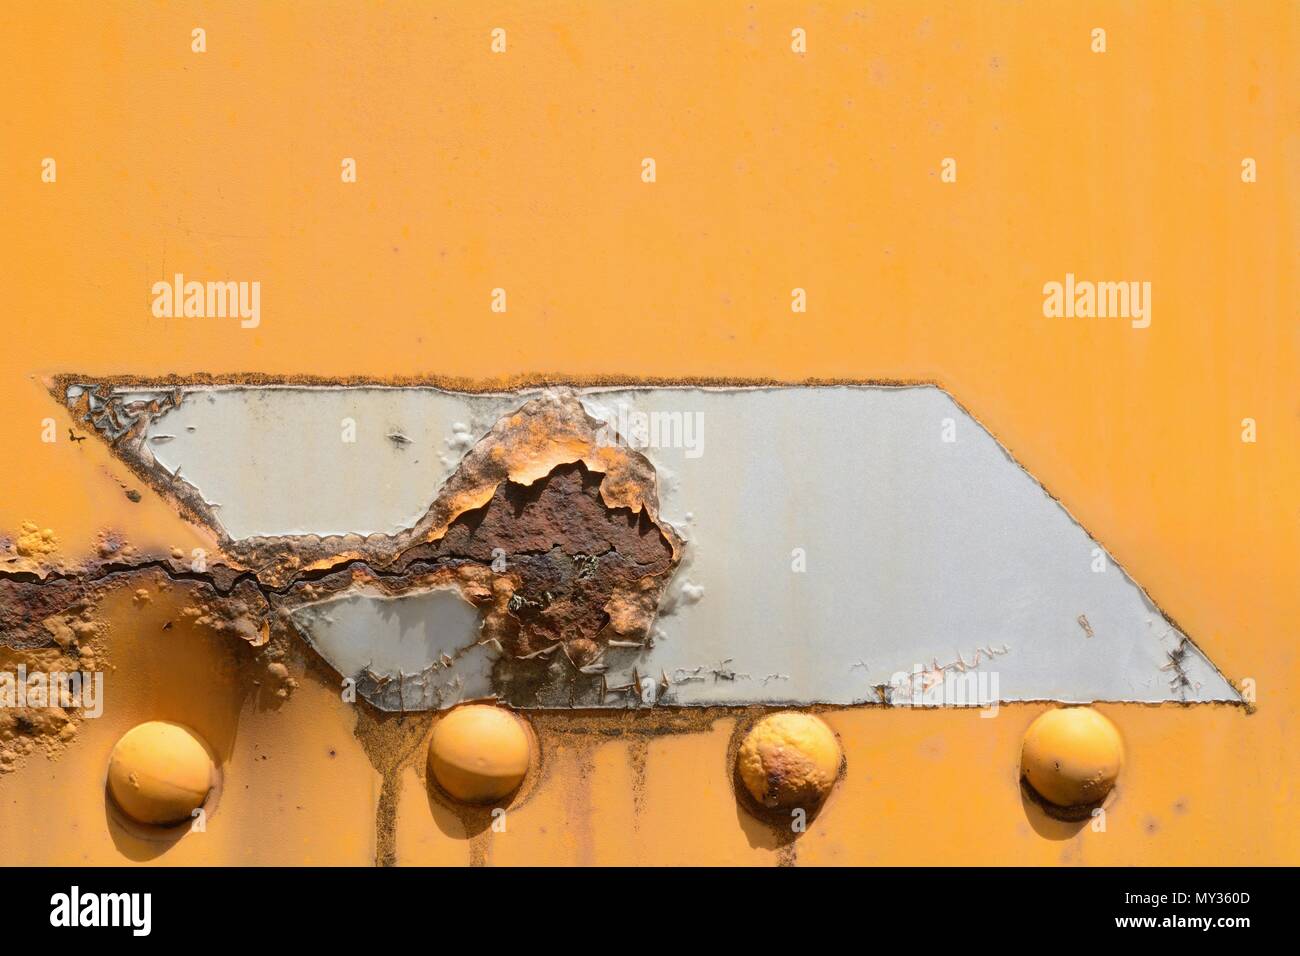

left=4, top=390, right=684, bottom=721
left=0, top=593, right=108, bottom=773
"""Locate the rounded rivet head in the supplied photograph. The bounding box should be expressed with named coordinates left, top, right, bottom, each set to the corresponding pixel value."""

left=736, top=712, right=842, bottom=810
left=1021, top=707, right=1123, bottom=812
left=107, top=721, right=216, bottom=826
left=428, top=704, right=532, bottom=804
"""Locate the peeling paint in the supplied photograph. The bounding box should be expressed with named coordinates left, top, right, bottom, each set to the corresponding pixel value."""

left=290, top=586, right=489, bottom=711
left=21, top=379, right=1244, bottom=708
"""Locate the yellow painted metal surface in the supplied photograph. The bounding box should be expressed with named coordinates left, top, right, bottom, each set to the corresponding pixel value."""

left=1, top=1, right=1296, bottom=864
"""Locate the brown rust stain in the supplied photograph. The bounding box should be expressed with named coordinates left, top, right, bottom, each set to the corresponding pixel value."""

left=351, top=707, right=434, bottom=866
left=627, top=736, right=649, bottom=823
left=0, top=636, right=106, bottom=773
left=411, top=460, right=676, bottom=666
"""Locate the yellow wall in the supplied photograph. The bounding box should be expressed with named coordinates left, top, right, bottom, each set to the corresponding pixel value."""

left=0, top=1, right=1295, bottom=864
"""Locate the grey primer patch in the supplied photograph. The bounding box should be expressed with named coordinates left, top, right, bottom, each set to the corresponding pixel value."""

left=580, top=387, right=1238, bottom=706
left=288, top=587, right=491, bottom=712
left=65, top=384, right=516, bottom=540
left=64, top=382, right=1240, bottom=707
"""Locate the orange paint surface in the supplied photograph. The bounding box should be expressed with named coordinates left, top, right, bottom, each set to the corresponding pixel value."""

left=1, top=587, right=378, bottom=865
left=0, top=1, right=1295, bottom=864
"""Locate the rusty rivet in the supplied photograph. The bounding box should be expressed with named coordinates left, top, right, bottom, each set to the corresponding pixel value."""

left=736, top=712, right=842, bottom=811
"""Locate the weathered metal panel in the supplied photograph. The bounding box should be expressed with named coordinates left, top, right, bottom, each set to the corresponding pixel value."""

left=61, top=382, right=1238, bottom=707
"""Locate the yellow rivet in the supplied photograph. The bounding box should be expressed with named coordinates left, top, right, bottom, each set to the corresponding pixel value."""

left=736, top=712, right=842, bottom=810
left=107, top=721, right=215, bottom=826
left=1021, top=707, right=1124, bottom=811
left=428, top=704, right=532, bottom=804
